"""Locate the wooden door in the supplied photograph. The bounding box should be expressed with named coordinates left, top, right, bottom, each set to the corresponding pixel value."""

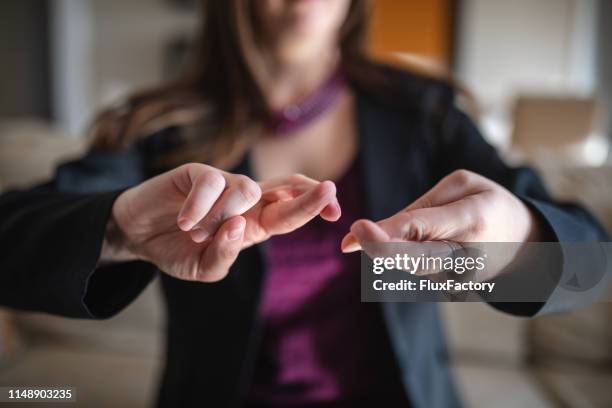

left=368, top=0, right=455, bottom=67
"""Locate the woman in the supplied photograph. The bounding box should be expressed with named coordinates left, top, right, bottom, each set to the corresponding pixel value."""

left=0, top=0, right=607, bottom=407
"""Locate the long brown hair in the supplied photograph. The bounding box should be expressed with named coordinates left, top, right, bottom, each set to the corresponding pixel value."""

left=89, top=0, right=468, bottom=167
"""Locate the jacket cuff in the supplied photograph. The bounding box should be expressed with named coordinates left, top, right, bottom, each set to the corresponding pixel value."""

left=46, top=191, right=154, bottom=318
left=491, top=196, right=606, bottom=317
left=487, top=196, right=562, bottom=317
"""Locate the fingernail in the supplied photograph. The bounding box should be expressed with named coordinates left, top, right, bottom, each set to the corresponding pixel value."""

left=191, top=227, right=209, bottom=243
left=341, top=234, right=361, bottom=253
left=227, top=225, right=244, bottom=241
left=342, top=242, right=361, bottom=253
left=177, top=217, right=193, bottom=231
left=333, top=202, right=342, bottom=216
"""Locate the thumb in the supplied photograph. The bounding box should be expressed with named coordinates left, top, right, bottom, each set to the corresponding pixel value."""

left=341, top=200, right=474, bottom=253
left=380, top=202, right=473, bottom=242
left=341, top=219, right=388, bottom=253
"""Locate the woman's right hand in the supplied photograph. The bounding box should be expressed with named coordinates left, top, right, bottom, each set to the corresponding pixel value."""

left=104, top=163, right=339, bottom=282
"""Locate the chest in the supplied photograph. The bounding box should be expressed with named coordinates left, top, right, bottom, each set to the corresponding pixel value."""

left=250, top=91, right=358, bottom=183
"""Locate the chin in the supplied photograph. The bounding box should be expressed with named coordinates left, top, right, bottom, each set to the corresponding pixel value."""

left=262, top=0, right=349, bottom=60
left=287, top=0, right=346, bottom=34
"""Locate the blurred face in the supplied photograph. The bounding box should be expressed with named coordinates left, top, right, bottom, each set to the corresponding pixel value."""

left=254, top=0, right=352, bottom=65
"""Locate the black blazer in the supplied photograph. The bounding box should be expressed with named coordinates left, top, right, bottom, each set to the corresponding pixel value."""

left=0, top=67, right=608, bottom=408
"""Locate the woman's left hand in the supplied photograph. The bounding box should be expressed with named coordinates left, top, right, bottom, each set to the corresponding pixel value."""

left=341, top=169, right=540, bottom=253
left=241, top=174, right=342, bottom=248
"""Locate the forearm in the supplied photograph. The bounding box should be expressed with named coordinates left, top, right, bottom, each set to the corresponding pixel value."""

left=0, top=189, right=152, bottom=318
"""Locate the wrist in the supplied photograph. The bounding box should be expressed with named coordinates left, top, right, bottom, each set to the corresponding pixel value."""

left=516, top=195, right=542, bottom=242
left=526, top=209, right=542, bottom=242
left=100, top=200, right=140, bottom=263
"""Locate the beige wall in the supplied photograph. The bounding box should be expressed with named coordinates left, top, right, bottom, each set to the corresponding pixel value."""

left=91, top=0, right=197, bottom=107
left=52, top=0, right=197, bottom=135
left=457, top=0, right=598, bottom=107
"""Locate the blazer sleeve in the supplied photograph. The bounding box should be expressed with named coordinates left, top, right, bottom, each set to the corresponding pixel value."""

left=0, top=145, right=157, bottom=319
left=432, top=102, right=610, bottom=316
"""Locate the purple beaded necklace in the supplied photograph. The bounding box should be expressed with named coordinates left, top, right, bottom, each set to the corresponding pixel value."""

left=267, top=66, right=347, bottom=135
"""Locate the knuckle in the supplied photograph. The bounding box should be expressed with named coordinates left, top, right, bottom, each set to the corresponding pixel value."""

left=451, top=169, right=476, bottom=187
left=234, top=176, right=262, bottom=203
left=402, top=215, right=429, bottom=241
left=187, top=254, right=231, bottom=283
left=464, top=198, right=488, bottom=235
left=180, top=162, right=203, bottom=175
left=457, top=194, right=490, bottom=237
left=218, top=244, right=239, bottom=261
left=468, top=212, right=488, bottom=236
left=198, top=267, right=230, bottom=282
left=185, top=263, right=201, bottom=282
left=414, top=196, right=433, bottom=209
left=199, top=170, right=226, bottom=191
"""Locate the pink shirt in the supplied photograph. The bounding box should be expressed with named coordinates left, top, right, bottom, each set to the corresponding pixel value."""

left=246, top=161, right=409, bottom=407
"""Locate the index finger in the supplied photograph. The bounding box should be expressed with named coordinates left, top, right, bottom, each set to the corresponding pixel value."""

left=261, top=180, right=338, bottom=235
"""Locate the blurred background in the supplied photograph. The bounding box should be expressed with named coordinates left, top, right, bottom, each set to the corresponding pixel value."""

left=0, top=0, right=611, bottom=407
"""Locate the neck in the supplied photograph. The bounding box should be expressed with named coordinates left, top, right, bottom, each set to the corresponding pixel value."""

left=261, top=49, right=341, bottom=110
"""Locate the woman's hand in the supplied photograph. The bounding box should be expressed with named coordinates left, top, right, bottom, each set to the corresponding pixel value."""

left=341, top=169, right=540, bottom=258
left=242, top=174, right=341, bottom=247
left=106, top=164, right=340, bottom=282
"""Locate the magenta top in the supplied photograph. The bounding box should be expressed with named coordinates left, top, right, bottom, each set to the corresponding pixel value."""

left=246, top=160, right=409, bottom=407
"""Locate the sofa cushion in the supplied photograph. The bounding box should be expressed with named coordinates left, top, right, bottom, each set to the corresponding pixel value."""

left=0, top=345, right=159, bottom=408
left=0, top=309, right=22, bottom=366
